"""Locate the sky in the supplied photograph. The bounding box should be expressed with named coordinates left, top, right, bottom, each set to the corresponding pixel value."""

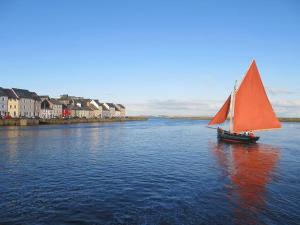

left=0, top=0, right=299, bottom=116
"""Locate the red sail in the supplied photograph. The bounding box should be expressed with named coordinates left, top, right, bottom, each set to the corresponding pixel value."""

left=208, top=95, right=231, bottom=125
left=233, top=61, right=281, bottom=132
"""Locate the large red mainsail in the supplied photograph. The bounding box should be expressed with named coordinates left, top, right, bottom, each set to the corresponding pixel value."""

left=208, top=95, right=231, bottom=125
left=233, top=60, right=281, bottom=132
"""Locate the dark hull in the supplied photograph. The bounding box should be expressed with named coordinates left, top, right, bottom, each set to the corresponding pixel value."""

left=217, top=128, right=259, bottom=143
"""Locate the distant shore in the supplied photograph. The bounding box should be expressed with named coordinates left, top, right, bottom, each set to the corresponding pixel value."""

left=2, top=116, right=299, bottom=126
left=0, top=116, right=148, bottom=126
left=166, top=116, right=300, bottom=122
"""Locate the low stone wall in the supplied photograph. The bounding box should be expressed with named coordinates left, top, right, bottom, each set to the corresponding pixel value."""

left=39, top=117, right=148, bottom=125
left=0, top=117, right=148, bottom=126
left=0, top=119, right=40, bottom=126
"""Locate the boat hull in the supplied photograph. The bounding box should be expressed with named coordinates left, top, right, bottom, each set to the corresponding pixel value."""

left=217, top=128, right=259, bottom=143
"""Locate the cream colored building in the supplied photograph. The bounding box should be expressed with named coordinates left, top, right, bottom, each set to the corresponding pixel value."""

left=114, top=105, right=121, bottom=117
left=106, top=103, right=116, bottom=118
left=88, top=100, right=102, bottom=118
left=8, top=98, right=19, bottom=118
left=116, top=104, right=126, bottom=118
left=4, top=89, right=19, bottom=118
left=12, top=88, right=41, bottom=118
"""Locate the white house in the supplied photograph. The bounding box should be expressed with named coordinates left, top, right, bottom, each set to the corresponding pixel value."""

left=90, top=100, right=102, bottom=118
left=41, top=98, right=63, bottom=119
left=116, top=104, right=126, bottom=118
left=0, top=87, right=8, bottom=117
left=106, top=103, right=116, bottom=118
left=12, top=88, right=41, bottom=118
left=73, top=101, right=92, bottom=118
left=101, top=103, right=111, bottom=118
left=114, top=104, right=121, bottom=118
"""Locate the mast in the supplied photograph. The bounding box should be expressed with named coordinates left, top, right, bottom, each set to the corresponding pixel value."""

left=229, top=81, right=237, bottom=133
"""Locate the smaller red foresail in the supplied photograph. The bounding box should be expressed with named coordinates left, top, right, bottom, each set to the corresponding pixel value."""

left=208, top=95, right=231, bottom=125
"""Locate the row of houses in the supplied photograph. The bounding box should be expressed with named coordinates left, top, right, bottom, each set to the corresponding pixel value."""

left=0, top=87, right=126, bottom=119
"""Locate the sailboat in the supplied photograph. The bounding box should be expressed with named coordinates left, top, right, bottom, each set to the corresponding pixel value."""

left=208, top=60, right=281, bottom=143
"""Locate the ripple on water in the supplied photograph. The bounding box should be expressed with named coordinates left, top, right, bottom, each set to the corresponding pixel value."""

left=0, top=120, right=300, bottom=224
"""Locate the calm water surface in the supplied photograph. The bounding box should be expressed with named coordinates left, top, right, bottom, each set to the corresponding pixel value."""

left=0, top=119, right=299, bottom=225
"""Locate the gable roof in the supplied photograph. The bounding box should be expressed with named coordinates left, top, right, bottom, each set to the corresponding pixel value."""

left=4, top=89, right=18, bottom=99
left=94, top=100, right=101, bottom=106
left=114, top=104, right=121, bottom=111
left=100, top=103, right=109, bottom=111
left=41, top=99, right=52, bottom=109
left=30, top=92, right=41, bottom=101
left=106, top=103, right=115, bottom=108
left=12, top=88, right=32, bottom=98
left=12, top=88, right=40, bottom=100
left=0, top=87, right=18, bottom=99
left=74, top=99, right=91, bottom=107
left=39, top=95, right=50, bottom=100
left=49, top=98, right=62, bottom=105
left=0, top=87, right=7, bottom=97
left=117, top=104, right=125, bottom=109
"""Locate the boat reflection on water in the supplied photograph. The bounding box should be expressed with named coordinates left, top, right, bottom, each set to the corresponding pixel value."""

left=210, top=142, right=280, bottom=225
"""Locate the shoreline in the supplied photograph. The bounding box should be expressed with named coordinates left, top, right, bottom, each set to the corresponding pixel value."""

left=1, top=116, right=299, bottom=126
left=0, top=116, right=148, bottom=126
left=166, top=116, right=300, bottom=122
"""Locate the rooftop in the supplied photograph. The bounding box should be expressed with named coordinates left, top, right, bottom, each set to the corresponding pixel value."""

left=117, top=104, right=125, bottom=109
left=106, top=103, right=115, bottom=108
left=12, top=88, right=41, bottom=101
left=49, top=98, right=62, bottom=105
left=4, top=89, right=18, bottom=99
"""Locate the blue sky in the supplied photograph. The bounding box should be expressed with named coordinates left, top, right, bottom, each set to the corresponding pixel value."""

left=0, top=0, right=299, bottom=116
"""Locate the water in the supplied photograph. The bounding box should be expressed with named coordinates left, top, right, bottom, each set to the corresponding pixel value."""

left=0, top=119, right=299, bottom=225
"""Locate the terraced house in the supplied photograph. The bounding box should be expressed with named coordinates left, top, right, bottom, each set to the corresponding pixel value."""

left=116, top=104, right=126, bottom=118
left=101, top=103, right=112, bottom=118
left=6, top=89, right=19, bottom=118
left=89, top=100, right=103, bottom=118
left=41, top=97, right=63, bottom=119
left=73, top=100, right=96, bottom=118
left=0, top=89, right=126, bottom=119
left=106, top=103, right=116, bottom=118
left=0, top=87, right=8, bottom=117
left=12, top=88, right=41, bottom=118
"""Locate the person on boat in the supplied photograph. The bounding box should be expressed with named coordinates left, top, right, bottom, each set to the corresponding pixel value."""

left=249, top=132, right=254, bottom=138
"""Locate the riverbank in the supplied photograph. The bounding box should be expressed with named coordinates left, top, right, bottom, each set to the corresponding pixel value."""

left=0, top=116, right=148, bottom=126
left=167, top=116, right=300, bottom=122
